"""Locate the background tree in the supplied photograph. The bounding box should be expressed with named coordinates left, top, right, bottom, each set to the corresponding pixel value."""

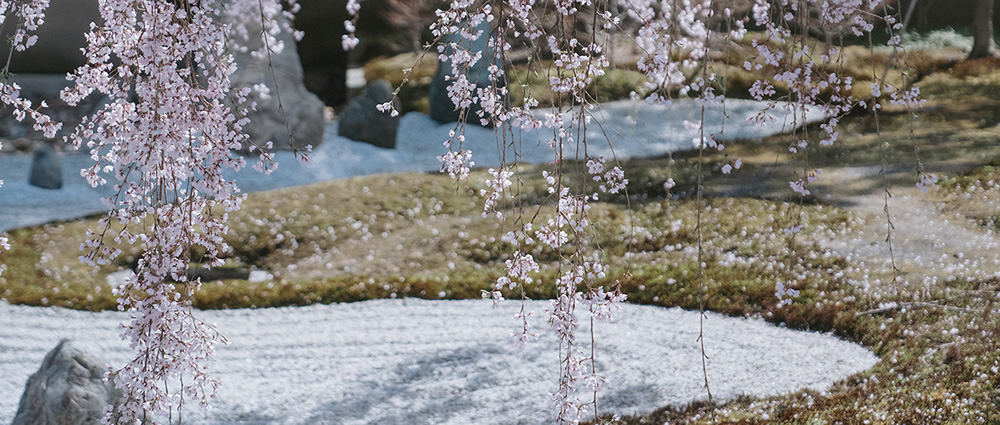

left=382, top=0, right=438, bottom=53
left=970, top=0, right=996, bottom=58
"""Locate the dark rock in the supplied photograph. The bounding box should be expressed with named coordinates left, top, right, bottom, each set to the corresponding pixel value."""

left=29, top=146, right=62, bottom=190
left=337, top=80, right=400, bottom=148
left=429, top=20, right=507, bottom=125
left=12, top=339, right=122, bottom=425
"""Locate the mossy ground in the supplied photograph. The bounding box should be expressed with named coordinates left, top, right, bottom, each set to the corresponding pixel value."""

left=0, top=168, right=852, bottom=317
left=4, top=35, right=1000, bottom=423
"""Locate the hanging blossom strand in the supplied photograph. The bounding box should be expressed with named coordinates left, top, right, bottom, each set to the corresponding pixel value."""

left=0, top=0, right=61, bottom=138
left=742, top=0, right=911, bottom=300
left=344, top=0, right=909, bottom=423
left=417, top=1, right=632, bottom=422
left=59, top=0, right=294, bottom=423
left=0, top=0, right=60, bottom=277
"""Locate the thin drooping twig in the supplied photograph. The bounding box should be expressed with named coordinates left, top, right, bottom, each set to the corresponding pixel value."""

left=694, top=0, right=714, bottom=413
left=868, top=28, right=903, bottom=305
left=880, top=0, right=919, bottom=83
left=694, top=106, right=714, bottom=406
left=693, top=40, right=717, bottom=408
left=255, top=0, right=297, bottom=154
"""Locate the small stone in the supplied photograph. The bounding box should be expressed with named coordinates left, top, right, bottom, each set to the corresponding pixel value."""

left=29, top=146, right=62, bottom=190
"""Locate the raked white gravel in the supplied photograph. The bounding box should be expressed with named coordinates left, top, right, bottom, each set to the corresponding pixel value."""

left=1, top=299, right=877, bottom=424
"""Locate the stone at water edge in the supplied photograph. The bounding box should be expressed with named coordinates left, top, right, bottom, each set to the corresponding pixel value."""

left=338, top=79, right=400, bottom=149
left=12, top=339, right=123, bottom=425
left=28, top=146, right=63, bottom=190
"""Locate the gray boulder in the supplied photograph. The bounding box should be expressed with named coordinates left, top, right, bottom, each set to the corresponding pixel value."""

left=223, top=7, right=326, bottom=152
left=12, top=339, right=123, bottom=425
left=429, top=20, right=507, bottom=125
left=29, top=146, right=62, bottom=190
left=337, top=80, right=400, bottom=148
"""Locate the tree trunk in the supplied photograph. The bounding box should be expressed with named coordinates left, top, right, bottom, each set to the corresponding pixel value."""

left=969, top=0, right=996, bottom=59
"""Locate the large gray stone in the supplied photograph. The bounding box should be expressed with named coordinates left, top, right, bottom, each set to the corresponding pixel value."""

left=12, top=339, right=122, bottom=425
left=28, top=146, right=62, bottom=190
left=337, top=80, right=399, bottom=148
left=223, top=6, right=326, bottom=152
left=429, top=20, right=507, bottom=125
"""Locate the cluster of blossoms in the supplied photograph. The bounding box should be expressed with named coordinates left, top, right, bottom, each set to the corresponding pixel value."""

left=342, top=0, right=362, bottom=50
left=547, top=261, right=622, bottom=422
left=0, top=82, right=60, bottom=138
left=775, top=281, right=801, bottom=306
left=398, top=2, right=630, bottom=416
left=481, top=166, right=513, bottom=218
left=916, top=172, right=939, bottom=193
left=57, top=0, right=295, bottom=423
left=226, top=0, right=301, bottom=60
left=485, top=250, right=539, bottom=303
left=750, top=0, right=928, bottom=196
left=587, top=156, right=628, bottom=195
left=721, top=158, right=743, bottom=175
left=789, top=169, right=821, bottom=196
left=438, top=131, right=474, bottom=179
left=0, top=0, right=61, bottom=139
left=1, top=0, right=48, bottom=51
